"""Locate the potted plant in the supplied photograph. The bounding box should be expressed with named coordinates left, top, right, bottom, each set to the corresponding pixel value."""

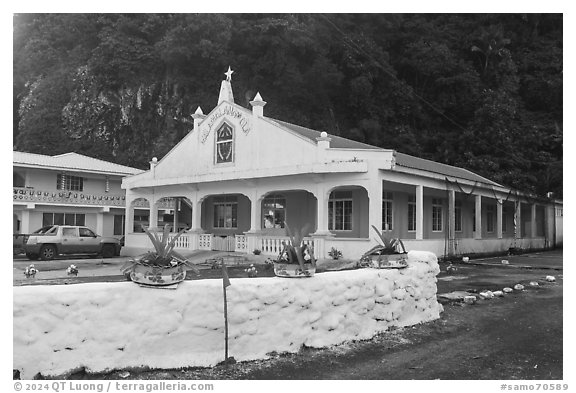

left=359, top=225, right=408, bottom=269
left=273, top=223, right=316, bottom=278
left=121, top=225, right=200, bottom=287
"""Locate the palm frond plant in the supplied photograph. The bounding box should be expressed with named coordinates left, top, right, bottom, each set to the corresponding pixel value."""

left=121, top=225, right=200, bottom=286
left=274, top=222, right=316, bottom=277
left=359, top=225, right=408, bottom=269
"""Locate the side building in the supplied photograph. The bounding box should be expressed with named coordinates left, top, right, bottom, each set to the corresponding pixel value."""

left=120, top=68, right=563, bottom=259
left=13, top=152, right=143, bottom=241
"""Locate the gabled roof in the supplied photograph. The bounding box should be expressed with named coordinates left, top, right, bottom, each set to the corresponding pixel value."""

left=13, top=151, right=143, bottom=176
left=395, top=152, right=502, bottom=187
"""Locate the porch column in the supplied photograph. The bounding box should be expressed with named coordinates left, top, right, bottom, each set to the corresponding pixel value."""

left=124, top=192, right=135, bottom=235
left=496, top=200, right=503, bottom=239
left=187, top=194, right=204, bottom=251
left=448, top=189, right=456, bottom=254
left=531, top=204, right=537, bottom=238
left=515, top=201, right=522, bottom=240
left=415, top=185, right=424, bottom=240
left=173, top=197, right=180, bottom=232
left=243, top=192, right=262, bottom=254
left=21, top=210, right=31, bottom=234
left=249, top=195, right=262, bottom=232
left=368, top=179, right=383, bottom=234
left=313, top=185, right=331, bottom=236
left=96, top=213, right=104, bottom=236
left=474, top=194, right=482, bottom=239
left=149, top=198, right=159, bottom=230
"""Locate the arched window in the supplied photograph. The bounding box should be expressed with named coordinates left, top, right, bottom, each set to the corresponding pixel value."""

left=262, top=194, right=286, bottom=229
left=215, top=123, right=234, bottom=163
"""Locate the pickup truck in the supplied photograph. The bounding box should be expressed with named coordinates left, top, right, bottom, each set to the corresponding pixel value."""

left=24, top=225, right=122, bottom=260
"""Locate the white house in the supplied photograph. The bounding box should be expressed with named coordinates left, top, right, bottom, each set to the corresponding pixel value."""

left=13, top=151, right=142, bottom=238
left=121, top=68, right=563, bottom=259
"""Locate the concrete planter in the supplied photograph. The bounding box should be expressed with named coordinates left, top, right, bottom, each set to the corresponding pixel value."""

left=129, top=262, right=187, bottom=286
left=273, top=262, right=316, bottom=277
left=366, top=253, right=408, bottom=269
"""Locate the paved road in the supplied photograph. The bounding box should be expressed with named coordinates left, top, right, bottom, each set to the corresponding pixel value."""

left=464, top=249, right=563, bottom=269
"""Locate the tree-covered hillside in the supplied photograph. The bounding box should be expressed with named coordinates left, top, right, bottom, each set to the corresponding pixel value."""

left=13, top=14, right=563, bottom=197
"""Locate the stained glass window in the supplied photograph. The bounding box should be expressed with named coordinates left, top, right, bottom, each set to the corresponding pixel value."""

left=216, top=123, right=234, bottom=163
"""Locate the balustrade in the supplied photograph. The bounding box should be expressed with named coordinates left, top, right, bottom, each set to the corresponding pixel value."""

left=169, top=233, right=190, bottom=249
left=198, top=234, right=213, bottom=250
left=235, top=235, right=248, bottom=253
left=258, top=235, right=315, bottom=256
left=13, top=187, right=125, bottom=207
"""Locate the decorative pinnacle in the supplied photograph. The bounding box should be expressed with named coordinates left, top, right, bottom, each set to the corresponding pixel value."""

left=224, top=66, right=234, bottom=82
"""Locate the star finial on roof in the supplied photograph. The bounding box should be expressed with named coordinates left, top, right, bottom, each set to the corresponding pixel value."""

left=224, top=66, right=234, bottom=82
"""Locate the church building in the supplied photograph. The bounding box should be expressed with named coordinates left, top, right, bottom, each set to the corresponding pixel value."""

left=121, top=67, right=563, bottom=259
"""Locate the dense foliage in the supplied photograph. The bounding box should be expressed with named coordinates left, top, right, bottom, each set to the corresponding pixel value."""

left=13, top=14, right=562, bottom=197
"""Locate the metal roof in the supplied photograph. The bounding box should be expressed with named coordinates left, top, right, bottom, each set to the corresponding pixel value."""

left=272, top=119, right=384, bottom=150
left=271, top=118, right=502, bottom=186
left=394, top=152, right=502, bottom=186
left=13, top=151, right=143, bottom=176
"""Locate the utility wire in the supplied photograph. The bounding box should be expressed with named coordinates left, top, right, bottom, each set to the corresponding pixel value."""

left=317, top=14, right=562, bottom=167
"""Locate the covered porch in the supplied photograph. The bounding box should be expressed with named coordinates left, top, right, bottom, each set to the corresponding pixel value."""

left=122, top=173, right=374, bottom=258
left=122, top=170, right=555, bottom=259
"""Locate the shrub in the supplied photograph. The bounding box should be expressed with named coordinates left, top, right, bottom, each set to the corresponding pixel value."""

left=328, top=247, right=343, bottom=260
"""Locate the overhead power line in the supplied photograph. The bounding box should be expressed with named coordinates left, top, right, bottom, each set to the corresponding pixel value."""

left=317, top=14, right=562, bottom=167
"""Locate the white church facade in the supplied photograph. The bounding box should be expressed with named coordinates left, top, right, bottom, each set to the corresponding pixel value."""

left=121, top=68, right=563, bottom=259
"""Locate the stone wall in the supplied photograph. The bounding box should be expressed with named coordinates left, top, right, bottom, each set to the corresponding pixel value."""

left=13, top=251, right=442, bottom=379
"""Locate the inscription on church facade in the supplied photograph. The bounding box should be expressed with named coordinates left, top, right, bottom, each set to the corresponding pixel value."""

left=200, top=104, right=252, bottom=143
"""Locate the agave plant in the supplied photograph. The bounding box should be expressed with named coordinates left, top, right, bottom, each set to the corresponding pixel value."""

left=279, top=222, right=316, bottom=271
left=362, top=225, right=406, bottom=258
left=121, top=225, right=200, bottom=274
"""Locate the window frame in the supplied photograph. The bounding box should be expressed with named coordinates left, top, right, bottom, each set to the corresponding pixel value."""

left=213, top=196, right=238, bottom=229
left=486, top=205, right=495, bottom=233
left=407, top=195, right=416, bottom=232
left=432, top=198, right=443, bottom=232
left=382, top=191, right=394, bottom=232
left=328, top=191, right=353, bottom=232
left=214, top=122, right=235, bottom=165
left=42, top=212, right=85, bottom=227
left=57, top=173, right=84, bottom=191
left=262, top=194, right=286, bottom=229
left=455, top=200, right=462, bottom=232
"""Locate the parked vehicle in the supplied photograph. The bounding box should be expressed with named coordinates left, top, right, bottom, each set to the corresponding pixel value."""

left=24, top=225, right=122, bottom=260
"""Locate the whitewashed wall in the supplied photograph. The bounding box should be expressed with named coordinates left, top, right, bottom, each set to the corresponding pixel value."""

left=13, top=251, right=442, bottom=379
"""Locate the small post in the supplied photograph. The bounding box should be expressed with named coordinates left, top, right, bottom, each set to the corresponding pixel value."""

left=221, top=258, right=231, bottom=362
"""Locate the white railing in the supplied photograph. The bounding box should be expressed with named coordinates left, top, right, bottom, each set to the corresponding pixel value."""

left=235, top=235, right=248, bottom=253
left=13, top=187, right=125, bottom=207
left=198, top=234, right=213, bottom=250
left=258, top=235, right=315, bottom=256
left=169, top=233, right=190, bottom=249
